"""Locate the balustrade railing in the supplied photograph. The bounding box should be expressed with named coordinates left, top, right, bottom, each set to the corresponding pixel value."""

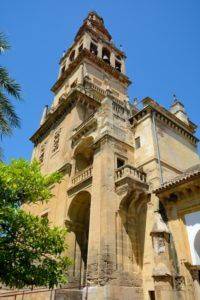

left=73, top=113, right=96, bottom=132
left=115, top=164, right=147, bottom=183
left=71, top=165, right=93, bottom=186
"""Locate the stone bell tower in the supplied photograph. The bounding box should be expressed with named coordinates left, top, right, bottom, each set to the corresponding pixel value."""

left=29, top=11, right=149, bottom=299
left=26, top=10, right=200, bottom=300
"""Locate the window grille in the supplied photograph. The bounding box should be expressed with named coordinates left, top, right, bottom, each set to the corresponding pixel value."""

left=52, top=129, right=61, bottom=153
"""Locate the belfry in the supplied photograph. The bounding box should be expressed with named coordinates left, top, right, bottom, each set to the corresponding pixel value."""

left=19, top=11, right=200, bottom=300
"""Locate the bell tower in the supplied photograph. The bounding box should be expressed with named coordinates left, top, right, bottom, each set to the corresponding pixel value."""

left=30, top=11, right=148, bottom=300
left=50, top=11, right=130, bottom=109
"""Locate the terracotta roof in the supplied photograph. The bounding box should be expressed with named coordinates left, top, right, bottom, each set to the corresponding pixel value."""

left=154, top=164, right=200, bottom=194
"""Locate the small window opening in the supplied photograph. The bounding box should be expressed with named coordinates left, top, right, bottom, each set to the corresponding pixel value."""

left=102, top=47, right=110, bottom=64
left=135, top=137, right=141, bottom=149
left=69, top=50, right=75, bottom=62
left=148, top=291, right=155, bottom=300
left=39, top=143, right=46, bottom=163
left=52, top=129, right=61, bottom=153
left=78, top=44, right=83, bottom=53
left=90, top=42, right=98, bottom=56
left=115, top=60, right=121, bottom=72
left=117, top=158, right=125, bottom=169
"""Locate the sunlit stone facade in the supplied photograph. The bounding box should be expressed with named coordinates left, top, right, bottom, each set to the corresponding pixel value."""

left=3, top=11, right=200, bottom=300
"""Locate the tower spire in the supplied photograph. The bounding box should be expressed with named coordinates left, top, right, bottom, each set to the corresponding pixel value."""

left=50, top=11, right=131, bottom=105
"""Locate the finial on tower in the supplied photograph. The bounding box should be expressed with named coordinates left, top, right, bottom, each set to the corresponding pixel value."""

left=173, top=94, right=178, bottom=103
left=170, top=94, right=189, bottom=125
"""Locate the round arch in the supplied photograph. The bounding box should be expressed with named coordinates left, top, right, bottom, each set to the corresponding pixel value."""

left=67, top=191, right=91, bottom=286
left=73, top=137, right=94, bottom=173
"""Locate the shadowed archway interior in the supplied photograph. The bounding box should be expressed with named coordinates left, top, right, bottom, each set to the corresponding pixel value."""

left=67, top=191, right=91, bottom=286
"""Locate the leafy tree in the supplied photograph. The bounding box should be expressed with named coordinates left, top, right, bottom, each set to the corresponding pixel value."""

left=0, top=159, right=71, bottom=289
left=0, top=32, right=21, bottom=137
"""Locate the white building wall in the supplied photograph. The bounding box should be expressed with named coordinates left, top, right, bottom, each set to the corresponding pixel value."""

left=185, top=210, right=200, bottom=265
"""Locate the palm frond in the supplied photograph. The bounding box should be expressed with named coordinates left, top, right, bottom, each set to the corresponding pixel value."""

left=0, top=32, right=10, bottom=54
left=0, top=91, right=20, bottom=128
left=0, top=110, right=12, bottom=136
left=0, top=67, right=21, bottom=99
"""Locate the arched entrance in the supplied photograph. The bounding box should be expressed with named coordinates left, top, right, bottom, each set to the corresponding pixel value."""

left=117, top=192, right=147, bottom=285
left=67, top=191, right=91, bottom=286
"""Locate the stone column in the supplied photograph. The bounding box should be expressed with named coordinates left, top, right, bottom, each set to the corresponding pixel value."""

left=97, top=43, right=103, bottom=59
left=86, top=97, right=117, bottom=287
left=151, top=212, right=174, bottom=299
left=121, top=59, right=126, bottom=74
left=87, top=135, right=117, bottom=286
left=110, top=52, right=115, bottom=68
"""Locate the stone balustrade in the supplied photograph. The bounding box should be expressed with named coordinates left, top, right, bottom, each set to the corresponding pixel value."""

left=115, top=164, right=147, bottom=183
left=73, top=113, right=96, bottom=133
left=71, top=165, right=93, bottom=186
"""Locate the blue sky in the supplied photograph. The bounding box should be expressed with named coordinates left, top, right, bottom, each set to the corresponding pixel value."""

left=1, top=0, right=200, bottom=162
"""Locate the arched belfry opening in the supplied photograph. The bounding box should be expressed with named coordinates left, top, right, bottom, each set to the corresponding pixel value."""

left=102, top=47, right=111, bottom=64
left=67, top=191, right=91, bottom=286
left=74, top=137, right=94, bottom=173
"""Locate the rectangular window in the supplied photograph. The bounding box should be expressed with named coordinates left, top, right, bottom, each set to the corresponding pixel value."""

left=135, top=137, right=141, bottom=149
left=39, top=143, right=46, bottom=163
left=149, top=291, right=155, bottom=300
left=52, top=129, right=61, bottom=153
left=117, top=157, right=125, bottom=169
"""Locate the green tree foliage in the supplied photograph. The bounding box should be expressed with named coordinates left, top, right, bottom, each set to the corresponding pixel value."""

left=0, top=159, right=71, bottom=289
left=0, top=32, right=21, bottom=137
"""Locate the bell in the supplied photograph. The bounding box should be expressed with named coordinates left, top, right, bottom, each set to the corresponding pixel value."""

left=103, top=54, right=109, bottom=60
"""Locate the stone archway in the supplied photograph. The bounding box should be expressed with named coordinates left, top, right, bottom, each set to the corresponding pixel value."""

left=117, top=191, right=147, bottom=287
left=73, top=137, right=94, bottom=173
left=67, top=191, right=91, bottom=287
left=119, top=195, right=140, bottom=273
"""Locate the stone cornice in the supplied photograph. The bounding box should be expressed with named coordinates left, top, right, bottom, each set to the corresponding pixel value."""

left=93, top=132, right=134, bottom=151
left=30, top=87, right=100, bottom=144
left=52, top=49, right=131, bottom=93
left=130, top=100, right=198, bottom=145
